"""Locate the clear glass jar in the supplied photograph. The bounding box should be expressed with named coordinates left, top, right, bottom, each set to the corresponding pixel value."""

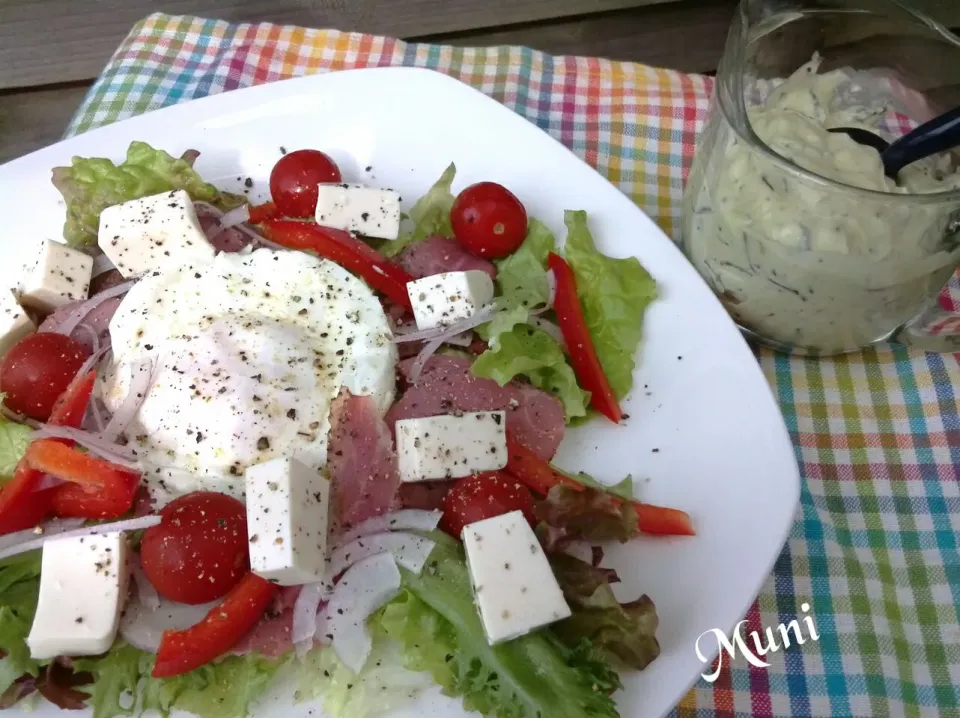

left=680, top=0, right=960, bottom=355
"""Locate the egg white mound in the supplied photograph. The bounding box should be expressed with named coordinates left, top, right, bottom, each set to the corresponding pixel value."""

left=101, top=248, right=397, bottom=503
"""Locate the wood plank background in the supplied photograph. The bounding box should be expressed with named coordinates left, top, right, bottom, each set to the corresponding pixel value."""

left=1, top=0, right=959, bottom=164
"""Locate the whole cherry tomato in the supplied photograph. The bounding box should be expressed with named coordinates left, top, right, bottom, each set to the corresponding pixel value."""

left=441, top=471, right=537, bottom=538
left=269, top=149, right=342, bottom=218
left=450, top=182, right=528, bottom=259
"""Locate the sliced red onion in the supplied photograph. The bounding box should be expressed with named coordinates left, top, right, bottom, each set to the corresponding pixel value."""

left=546, top=268, right=557, bottom=307
left=92, top=253, right=116, bottom=279
left=33, top=474, right=65, bottom=492
left=120, top=593, right=217, bottom=653
left=0, top=518, right=85, bottom=553
left=444, top=331, right=473, bottom=347
left=55, top=280, right=136, bottom=338
left=31, top=425, right=140, bottom=468
left=219, top=204, right=250, bottom=228
left=292, top=583, right=327, bottom=657
left=102, top=358, right=157, bottom=442
left=339, top=509, right=442, bottom=545
left=0, top=514, right=161, bottom=561
left=323, top=552, right=401, bottom=674
left=529, top=316, right=567, bottom=348
left=328, top=532, right=435, bottom=580
left=82, top=397, right=106, bottom=433
left=563, top=540, right=594, bottom=564
left=408, top=335, right=444, bottom=383
left=76, top=344, right=111, bottom=379
left=393, top=304, right=497, bottom=344
left=130, top=553, right=160, bottom=611
left=75, top=323, right=99, bottom=353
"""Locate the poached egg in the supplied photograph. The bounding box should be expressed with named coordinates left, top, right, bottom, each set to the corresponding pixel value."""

left=101, top=247, right=397, bottom=503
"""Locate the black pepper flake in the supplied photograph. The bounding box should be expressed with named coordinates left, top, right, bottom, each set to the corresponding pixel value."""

left=144, top=343, right=154, bottom=350
left=258, top=437, right=270, bottom=450
left=287, top=409, right=297, bottom=419
left=244, top=177, right=253, bottom=188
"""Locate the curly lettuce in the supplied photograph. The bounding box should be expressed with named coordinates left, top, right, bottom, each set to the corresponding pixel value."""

left=0, top=553, right=44, bottom=695
left=52, top=141, right=244, bottom=247
left=377, top=531, right=621, bottom=718
left=0, top=409, right=32, bottom=480
left=382, top=163, right=456, bottom=257
left=562, top=210, right=656, bottom=399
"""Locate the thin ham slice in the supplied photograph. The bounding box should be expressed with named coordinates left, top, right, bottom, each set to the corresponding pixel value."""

left=398, top=481, right=452, bottom=511
left=38, top=297, right=121, bottom=353
left=89, top=269, right=126, bottom=296
left=232, top=586, right=301, bottom=658
left=327, top=391, right=401, bottom=536
left=195, top=204, right=253, bottom=254
left=396, top=235, right=496, bottom=280
left=387, top=355, right=564, bottom=461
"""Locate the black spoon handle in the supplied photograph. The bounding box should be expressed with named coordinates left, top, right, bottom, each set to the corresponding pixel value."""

left=882, top=105, right=960, bottom=178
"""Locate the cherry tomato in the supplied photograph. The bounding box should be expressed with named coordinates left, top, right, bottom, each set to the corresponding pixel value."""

left=269, top=149, right=342, bottom=218
left=140, top=492, right=250, bottom=605
left=0, top=333, right=90, bottom=421
left=440, top=471, right=537, bottom=538
left=450, top=182, right=528, bottom=259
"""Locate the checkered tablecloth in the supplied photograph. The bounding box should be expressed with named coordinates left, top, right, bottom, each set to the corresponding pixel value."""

left=64, top=13, right=959, bottom=718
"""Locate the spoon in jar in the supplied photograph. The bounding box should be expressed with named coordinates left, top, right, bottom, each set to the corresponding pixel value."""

left=828, top=105, right=960, bottom=180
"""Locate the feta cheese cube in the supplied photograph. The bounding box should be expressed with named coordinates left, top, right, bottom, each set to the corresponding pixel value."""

left=18, top=240, right=93, bottom=313
left=0, top=289, right=35, bottom=355
left=315, top=184, right=401, bottom=240
left=407, top=271, right=494, bottom=331
left=245, top=457, right=331, bottom=585
left=462, top=510, right=571, bottom=644
left=97, top=189, right=215, bottom=277
left=396, top=411, right=507, bottom=482
left=26, top=531, right=129, bottom=659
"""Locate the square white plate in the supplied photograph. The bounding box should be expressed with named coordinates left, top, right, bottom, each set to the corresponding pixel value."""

left=0, top=67, right=800, bottom=718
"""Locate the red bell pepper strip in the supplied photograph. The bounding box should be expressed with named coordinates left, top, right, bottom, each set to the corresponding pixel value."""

left=504, top=432, right=694, bottom=537
left=546, top=252, right=623, bottom=423
left=152, top=573, right=278, bottom=677
left=258, top=220, right=414, bottom=310
left=0, top=370, right=97, bottom=534
left=26, top=440, right=140, bottom=519
left=247, top=201, right=279, bottom=224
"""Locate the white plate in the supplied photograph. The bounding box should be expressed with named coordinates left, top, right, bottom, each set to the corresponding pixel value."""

left=0, top=67, right=800, bottom=718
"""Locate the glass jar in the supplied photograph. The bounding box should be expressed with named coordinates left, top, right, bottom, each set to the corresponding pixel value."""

left=680, top=0, right=960, bottom=355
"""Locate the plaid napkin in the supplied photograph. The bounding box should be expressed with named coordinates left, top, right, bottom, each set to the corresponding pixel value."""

left=67, top=13, right=960, bottom=718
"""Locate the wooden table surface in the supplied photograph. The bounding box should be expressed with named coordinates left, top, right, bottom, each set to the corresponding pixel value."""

left=1, top=0, right=958, bottom=165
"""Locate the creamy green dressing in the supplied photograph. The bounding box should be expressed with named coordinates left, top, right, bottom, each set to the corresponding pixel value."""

left=683, top=55, right=960, bottom=353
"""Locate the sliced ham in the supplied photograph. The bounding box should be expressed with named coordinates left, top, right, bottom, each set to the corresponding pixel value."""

left=387, top=355, right=565, bottom=461
left=195, top=204, right=253, bottom=254
left=396, top=235, right=496, bottom=280
left=398, top=481, right=452, bottom=512
left=89, top=269, right=126, bottom=296
left=327, top=390, right=401, bottom=536
left=232, top=586, right=302, bottom=658
left=38, top=297, right=121, bottom=353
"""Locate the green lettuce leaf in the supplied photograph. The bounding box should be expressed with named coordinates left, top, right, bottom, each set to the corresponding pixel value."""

left=562, top=210, right=656, bottom=399
left=293, top=640, right=432, bottom=718
left=534, top=485, right=637, bottom=546
left=0, top=410, right=32, bottom=480
left=492, top=219, right=555, bottom=314
left=471, top=325, right=589, bottom=420
left=560, top=469, right=635, bottom=501
left=0, top=553, right=44, bottom=694
left=549, top=554, right=660, bottom=670
left=52, top=141, right=245, bottom=247
left=77, top=643, right=287, bottom=718
left=377, top=531, right=621, bottom=718
left=382, top=163, right=456, bottom=257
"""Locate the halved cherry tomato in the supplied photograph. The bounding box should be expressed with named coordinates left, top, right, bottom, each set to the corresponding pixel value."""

left=259, top=220, right=414, bottom=310
left=0, top=333, right=90, bottom=421
left=504, top=431, right=695, bottom=537
left=140, top=492, right=250, bottom=604
left=440, top=471, right=537, bottom=538
left=269, top=149, right=342, bottom=218
left=450, top=182, right=528, bottom=259
left=152, top=572, right=278, bottom=678
left=547, top=252, right=622, bottom=423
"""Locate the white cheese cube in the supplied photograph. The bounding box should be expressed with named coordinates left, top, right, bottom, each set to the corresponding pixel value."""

left=396, top=411, right=507, bottom=482
left=18, top=240, right=93, bottom=313
left=97, top=189, right=215, bottom=278
left=315, top=184, right=401, bottom=240
left=463, top=510, right=571, bottom=645
left=245, top=457, right=331, bottom=585
left=0, top=289, right=35, bottom=356
left=407, top=271, right=494, bottom=331
left=26, top=531, right=129, bottom=659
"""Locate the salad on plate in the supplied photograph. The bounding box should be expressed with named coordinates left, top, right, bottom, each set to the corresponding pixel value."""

left=0, top=142, right=694, bottom=718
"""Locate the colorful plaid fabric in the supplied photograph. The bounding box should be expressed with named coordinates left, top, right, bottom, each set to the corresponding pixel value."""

left=66, top=13, right=960, bottom=718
